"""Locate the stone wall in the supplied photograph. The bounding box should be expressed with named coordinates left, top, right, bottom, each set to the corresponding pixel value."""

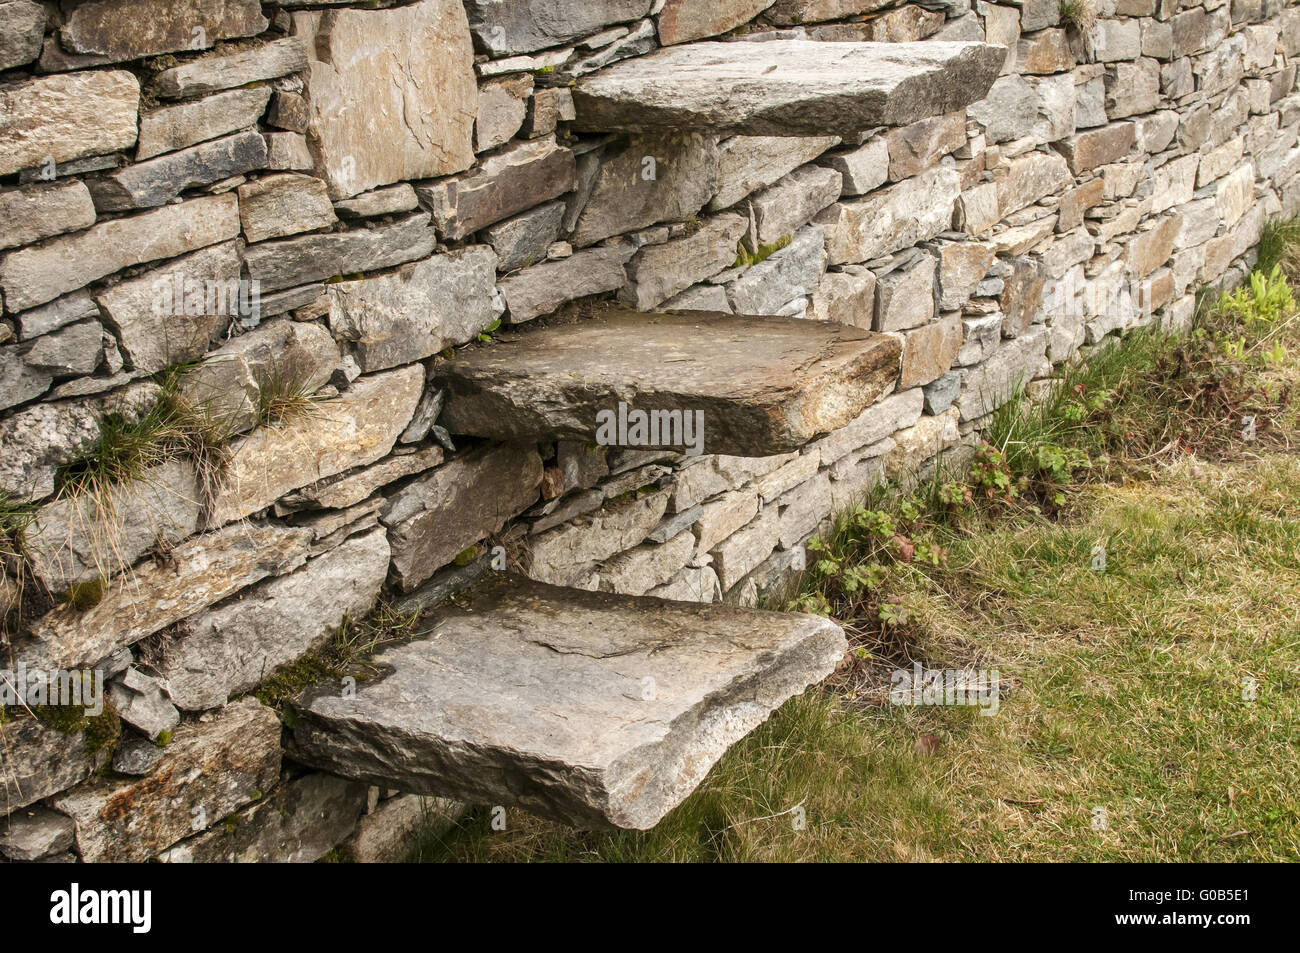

left=2, top=0, right=1297, bottom=861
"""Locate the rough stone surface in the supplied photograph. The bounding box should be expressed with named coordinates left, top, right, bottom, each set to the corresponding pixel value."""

left=135, top=87, right=273, bottom=162
left=0, top=70, right=139, bottom=178
left=340, top=794, right=465, bottom=863
left=96, top=240, right=243, bottom=374
left=464, top=0, right=652, bottom=55
left=899, top=313, right=962, bottom=387
left=382, top=444, right=543, bottom=591
left=0, top=194, right=240, bottom=313
left=0, top=0, right=44, bottom=71
left=243, top=213, right=436, bottom=293
left=483, top=201, right=567, bottom=272
left=238, top=173, right=336, bottom=244
left=54, top=699, right=281, bottom=863
left=477, top=75, right=533, bottom=153
left=207, top=365, right=423, bottom=526
left=728, top=225, right=826, bottom=315
left=0, top=181, right=97, bottom=252
left=623, top=214, right=748, bottom=309
left=18, top=521, right=315, bottom=671
left=572, top=40, right=1006, bottom=136
left=0, top=716, right=110, bottom=813
left=58, top=0, right=267, bottom=63
left=712, top=135, right=838, bottom=210
left=875, top=254, right=936, bottom=331
left=745, top=165, right=842, bottom=249
left=294, top=1, right=476, bottom=198
left=818, top=165, right=961, bottom=264
left=159, top=773, right=367, bottom=863
left=1053, top=122, right=1135, bottom=174
left=25, top=459, right=202, bottom=595
left=659, top=0, right=774, bottom=44
left=885, top=111, right=967, bottom=180
left=820, top=137, right=890, bottom=196
left=417, top=137, right=575, bottom=242
left=161, top=528, right=390, bottom=710
left=153, top=37, right=308, bottom=99
left=437, top=304, right=900, bottom=456
left=0, top=381, right=159, bottom=501
left=0, top=808, right=75, bottom=862
left=288, top=574, right=846, bottom=829
left=573, top=133, right=719, bottom=246
left=328, top=247, right=497, bottom=370
left=501, top=244, right=634, bottom=323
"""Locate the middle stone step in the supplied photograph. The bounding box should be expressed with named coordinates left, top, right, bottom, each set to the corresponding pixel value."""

left=435, top=304, right=901, bottom=457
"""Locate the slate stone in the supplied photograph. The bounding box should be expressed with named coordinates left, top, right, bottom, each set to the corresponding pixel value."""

left=287, top=574, right=846, bottom=829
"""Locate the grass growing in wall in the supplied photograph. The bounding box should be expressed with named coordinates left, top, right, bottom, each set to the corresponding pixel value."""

left=1060, top=0, right=1098, bottom=34
left=54, top=364, right=235, bottom=507
left=255, top=364, right=324, bottom=429
left=409, top=223, right=1300, bottom=863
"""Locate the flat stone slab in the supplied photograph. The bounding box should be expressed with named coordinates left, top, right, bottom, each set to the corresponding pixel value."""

left=572, top=40, right=1005, bottom=136
left=435, top=304, right=900, bottom=456
left=288, top=575, right=846, bottom=829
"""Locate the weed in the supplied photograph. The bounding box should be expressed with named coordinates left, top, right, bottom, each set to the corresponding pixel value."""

left=733, top=234, right=792, bottom=269
left=1060, top=0, right=1098, bottom=33
left=255, top=363, right=322, bottom=429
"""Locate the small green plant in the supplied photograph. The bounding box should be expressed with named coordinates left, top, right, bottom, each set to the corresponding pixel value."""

left=477, top=317, right=502, bottom=343
left=969, top=442, right=1015, bottom=503
left=733, top=234, right=792, bottom=269
left=1218, top=265, right=1296, bottom=326
left=65, top=577, right=107, bottom=612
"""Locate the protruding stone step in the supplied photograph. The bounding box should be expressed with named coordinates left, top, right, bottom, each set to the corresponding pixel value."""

left=434, top=304, right=900, bottom=456
left=287, top=575, right=846, bottom=829
left=572, top=40, right=1006, bottom=137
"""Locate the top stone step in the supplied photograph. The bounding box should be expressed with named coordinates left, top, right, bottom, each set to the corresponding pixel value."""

left=572, top=40, right=1006, bottom=137
left=434, top=304, right=901, bottom=457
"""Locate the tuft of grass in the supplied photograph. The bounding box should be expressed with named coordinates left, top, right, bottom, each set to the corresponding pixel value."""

left=55, top=365, right=235, bottom=506
left=0, top=492, right=38, bottom=640
left=1060, top=0, right=1098, bottom=33
left=255, top=364, right=323, bottom=429
left=1257, top=216, right=1300, bottom=278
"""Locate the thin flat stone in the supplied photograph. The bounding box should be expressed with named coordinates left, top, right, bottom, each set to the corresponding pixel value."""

left=288, top=574, right=846, bottom=829
left=436, top=303, right=899, bottom=456
left=572, top=40, right=1005, bottom=136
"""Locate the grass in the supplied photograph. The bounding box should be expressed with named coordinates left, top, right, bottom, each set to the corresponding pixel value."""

left=55, top=364, right=234, bottom=507
left=1060, top=0, right=1098, bottom=34
left=255, top=364, right=324, bottom=429
left=408, top=224, right=1300, bottom=863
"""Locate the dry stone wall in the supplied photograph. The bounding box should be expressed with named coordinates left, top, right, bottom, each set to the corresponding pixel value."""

left=2, top=0, right=1297, bottom=861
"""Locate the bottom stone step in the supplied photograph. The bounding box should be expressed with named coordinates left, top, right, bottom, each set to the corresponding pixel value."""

left=287, top=575, right=846, bottom=830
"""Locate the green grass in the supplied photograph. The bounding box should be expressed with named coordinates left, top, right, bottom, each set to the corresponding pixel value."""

left=407, top=234, right=1300, bottom=863
left=54, top=364, right=234, bottom=506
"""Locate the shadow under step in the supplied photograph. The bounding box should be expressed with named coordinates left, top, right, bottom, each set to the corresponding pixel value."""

left=434, top=304, right=901, bottom=457
left=286, top=574, right=847, bottom=830
left=572, top=40, right=1006, bottom=137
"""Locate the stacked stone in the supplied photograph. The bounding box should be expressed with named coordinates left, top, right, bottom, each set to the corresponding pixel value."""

left=1, top=0, right=1296, bottom=860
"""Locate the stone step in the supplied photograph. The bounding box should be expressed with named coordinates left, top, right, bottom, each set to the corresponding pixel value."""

left=434, top=304, right=900, bottom=456
left=572, top=40, right=1006, bottom=137
left=287, top=574, right=846, bottom=829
